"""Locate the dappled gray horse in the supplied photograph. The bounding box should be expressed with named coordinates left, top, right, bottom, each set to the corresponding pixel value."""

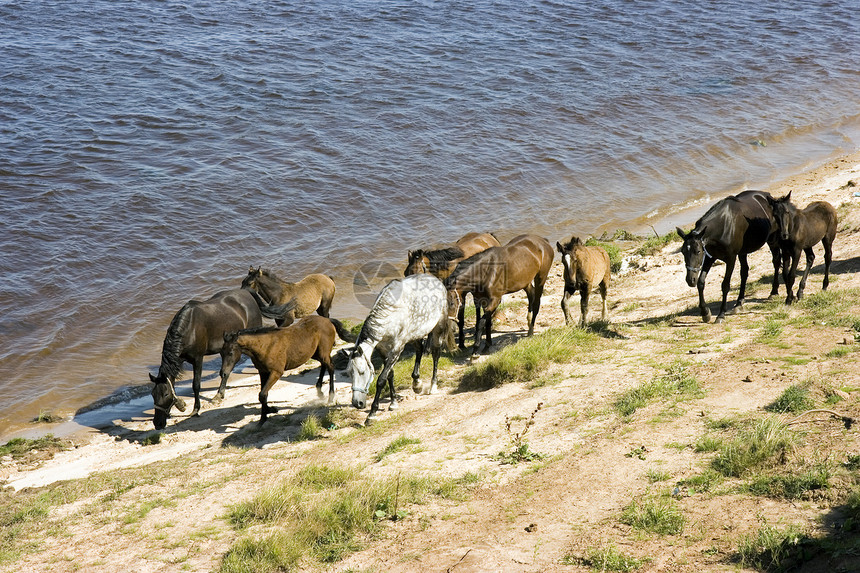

left=348, top=274, right=451, bottom=424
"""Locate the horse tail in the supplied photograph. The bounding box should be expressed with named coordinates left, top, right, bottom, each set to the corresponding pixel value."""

left=329, top=318, right=358, bottom=343
left=440, top=315, right=456, bottom=352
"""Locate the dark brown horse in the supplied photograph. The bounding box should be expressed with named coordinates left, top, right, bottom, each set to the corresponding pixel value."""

left=677, top=190, right=781, bottom=323
left=770, top=192, right=837, bottom=304
left=444, top=234, right=554, bottom=358
left=405, top=231, right=501, bottom=349
left=149, top=289, right=295, bottom=430
left=222, top=315, right=356, bottom=425
left=556, top=237, right=611, bottom=327
left=241, top=267, right=335, bottom=326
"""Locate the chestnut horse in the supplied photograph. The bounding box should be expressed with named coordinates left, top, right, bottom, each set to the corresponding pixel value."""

left=241, top=267, right=335, bottom=326
left=222, top=315, right=356, bottom=426
left=556, top=236, right=611, bottom=327
left=149, top=289, right=295, bottom=430
left=677, top=190, right=781, bottom=323
left=444, top=234, right=554, bottom=358
left=770, top=192, right=837, bottom=304
left=405, top=232, right=500, bottom=349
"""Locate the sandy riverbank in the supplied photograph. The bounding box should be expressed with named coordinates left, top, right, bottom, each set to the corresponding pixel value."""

left=2, top=149, right=859, bottom=572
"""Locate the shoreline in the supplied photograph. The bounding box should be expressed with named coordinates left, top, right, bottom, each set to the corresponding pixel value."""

left=2, top=147, right=859, bottom=447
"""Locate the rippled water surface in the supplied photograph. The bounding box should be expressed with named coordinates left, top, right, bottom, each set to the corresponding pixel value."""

left=2, top=0, right=859, bottom=435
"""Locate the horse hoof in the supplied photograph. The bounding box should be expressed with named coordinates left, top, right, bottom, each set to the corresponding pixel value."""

left=388, top=401, right=399, bottom=411
left=316, top=390, right=325, bottom=400
left=412, top=379, right=422, bottom=394
left=714, top=316, right=724, bottom=324
left=429, top=385, right=439, bottom=395
left=364, top=415, right=377, bottom=426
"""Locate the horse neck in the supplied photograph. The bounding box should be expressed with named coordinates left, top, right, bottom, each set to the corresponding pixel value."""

left=256, top=273, right=286, bottom=301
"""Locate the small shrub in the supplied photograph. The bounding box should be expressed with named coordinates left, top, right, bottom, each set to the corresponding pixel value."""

left=765, top=384, right=813, bottom=414
left=620, top=495, right=684, bottom=535
left=296, top=415, right=323, bottom=442
left=141, top=433, right=163, bottom=446
left=495, top=403, right=546, bottom=465
left=747, top=464, right=830, bottom=499
left=737, top=523, right=807, bottom=571
left=712, top=418, right=797, bottom=478
left=694, top=434, right=723, bottom=453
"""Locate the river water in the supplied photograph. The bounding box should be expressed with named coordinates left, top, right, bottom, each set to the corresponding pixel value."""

left=2, top=0, right=860, bottom=437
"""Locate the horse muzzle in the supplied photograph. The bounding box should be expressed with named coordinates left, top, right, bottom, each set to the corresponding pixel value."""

left=352, top=391, right=367, bottom=410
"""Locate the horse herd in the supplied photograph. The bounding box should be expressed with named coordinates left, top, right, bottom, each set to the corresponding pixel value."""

left=149, top=190, right=837, bottom=429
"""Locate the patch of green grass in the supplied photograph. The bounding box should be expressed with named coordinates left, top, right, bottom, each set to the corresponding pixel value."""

left=646, top=467, right=671, bottom=483
left=635, top=230, right=679, bottom=257
left=757, top=317, right=784, bottom=343
left=459, top=328, right=600, bottom=391
left=678, top=468, right=724, bottom=493
left=141, top=432, right=163, bottom=446
left=296, top=415, right=323, bottom=442
left=694, top=434, right=723, bottom=453
left=613, top=360, right=702, bottom=418
left=31, top=411, right=63, bottom=423
left=620, top=494, right=684, bottom=535
left=826, top=345, right=855, bottom=358
left=565, top=543, right=648, bottom=571
left=764, top=384, right=814, bottom=414
left=376, top=435, right=420, bottom=462
left=0, top=435, right=70, bottom=459
left=223, top=464, right=477, bottom=570
left=736, top=522, right=808, bottom=572
left=795, top=288, right=860, bottom=328
left=746, top=463, right=830, bottom=499
left=711, top=418, right=797, bottom=478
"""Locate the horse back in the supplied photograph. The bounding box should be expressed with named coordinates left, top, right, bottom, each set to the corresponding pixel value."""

left=456, top=232, right=501, bottom=258
left=185, top=290, right=263, bottom=355
left=578, top=245, right=611, bottom=286
left=795, top=201, right=838, bottom=246
left=238, top=316, right=335, bottom=372
left=699, top=191, right=775, bottom=259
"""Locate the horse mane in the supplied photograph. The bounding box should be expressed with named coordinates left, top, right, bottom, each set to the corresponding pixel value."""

left=355, top=280, right=403, bottom=346
left=559, top=236, right=583, bottom=251
left=443, top=249, right=487, bottom=287
left=157, top=303, right=195, bottom=382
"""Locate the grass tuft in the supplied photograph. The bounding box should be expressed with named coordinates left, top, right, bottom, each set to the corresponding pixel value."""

left=620, top=494, right=684, bottom=535
left=711, top=418, right=797, bottom=478
left=459, top=328, right=600, bottom=391
left=764, top=384, right=813, bottom=414
left=737, top=523, right=807, bottom=571
left=376, top=435, right=420, bottom=462
left=613, top=360, right=702, bottom=418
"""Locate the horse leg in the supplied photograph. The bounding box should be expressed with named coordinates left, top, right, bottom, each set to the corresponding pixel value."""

left=457, top=303, right=467, bottom=349
left=527, top=277, right=544, bottom=336
left=822, top=237, right=833, bottom=291
left=319, top=355, right=336, bottom=405
left=367, top=352, right=401, bottom=423
left=715, top=256, right=736, bottom=323
left=560, top=287, right=574, bottom=326
left=427, top=330, right=442, bottom=395
left=784, top=248, right=800, bottom=304
left=796, top=246, right=815, bottom=300
left=258, top=368, right=282, bottom=426
left=767, top=237, right=781, bottom=298
left=729, top=253, right=749, bottom=314
left=411, top=338, right=425, bottom=394
left=216, top=344, right=241, bottom=402
left=315, top=362, right=327, bottom=400
left=697, top=258, right=715, bottom=323
left=600, top=280, right=608, bottom=322
left=579, top=287, right=590, bottom=328
left=472, top=297, right=499, bottom=359
left=190, top=358, right=203, bottom=416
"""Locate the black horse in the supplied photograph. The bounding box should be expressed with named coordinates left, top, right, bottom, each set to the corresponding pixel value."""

left=149, top=288, right=295, bottom=430
left=677, top=190, right=781, bottom=323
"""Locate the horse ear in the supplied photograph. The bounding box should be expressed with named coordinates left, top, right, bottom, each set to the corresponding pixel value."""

left=556, top=241, right=564, bottom=253
left=248, top=265, right=254, bottom=273
left=149, top=372, right=157, bottom=384
left=675, top=227, right=687, bottom=240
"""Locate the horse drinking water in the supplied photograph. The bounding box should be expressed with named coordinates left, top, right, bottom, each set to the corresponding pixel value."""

left=677, top=190, right=781, bottom=323
left=149, top=289, right=295, bottom=430
left=556, top=236, right=611, bottom=327
left=222, top=316, right=357, bottom=426
left=444, top=234, right=554, bottom=358
left=405, top=231, right=500, bottom=349
left=347, top=274, right=452, bottom=424
left=769, top=191, right=837, bottom=304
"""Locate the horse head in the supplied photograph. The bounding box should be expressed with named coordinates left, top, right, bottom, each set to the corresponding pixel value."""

left=556, top=237, right=583, bottom=283
left=149, top=372, right=187, bottom=430
left=347, top=343, right=375, bottom=409
left=676, top=226, right=708, bottom=288
left=241, top=266, right=262, bottom=289
left=404, top=250, right=428, bottom=276
left=770, top=191, right=794, bottom=241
